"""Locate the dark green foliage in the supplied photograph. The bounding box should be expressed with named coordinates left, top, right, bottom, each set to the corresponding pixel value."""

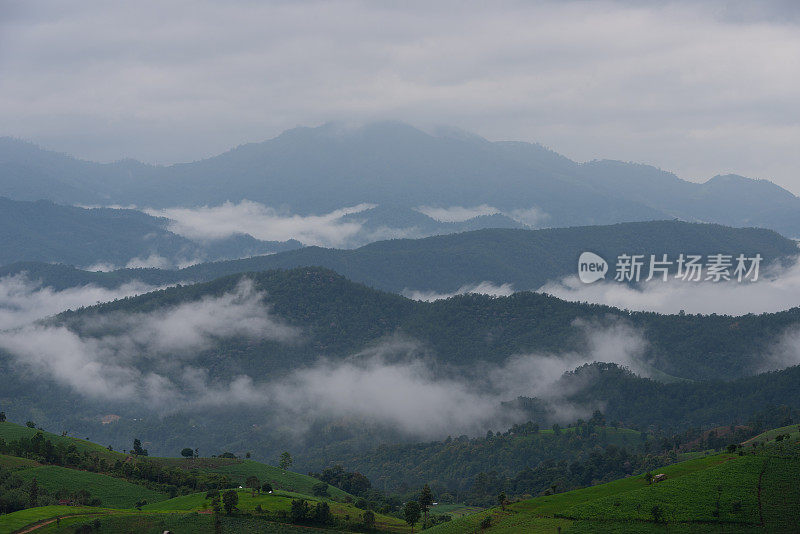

left=403, top=500, right=421, bottom=528
left=290, top=498, right=309, bottom=522
left=312, top=500, right=333, bottom=525
left=222, top=489, right=238, bottom=514
left=361, top=509, right=376, bottom=529
left=312, top=481, right=328, bottom=497
left=132, top=438, right=147, bottom=456
left=312, top=465, right=371, bottom=497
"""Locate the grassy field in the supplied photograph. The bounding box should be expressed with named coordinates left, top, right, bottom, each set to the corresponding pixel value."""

left=15, top=465, right=168, bottom=508
left=33, top=512, right=347, bottom=534
left=0, top=505, right=101, bottom=533
left=425, top=443, right=800, bottom=534
left=0, top=422, right=121, bottom=461
left=742, top=424, right=800, bottom=446
left=428, top=503, right=484, bottom=519
left=144, top=488, right=410, bottom=532
left=147, top=457, right=354, bottom=500
left=0, top=453, right=39, bottom=471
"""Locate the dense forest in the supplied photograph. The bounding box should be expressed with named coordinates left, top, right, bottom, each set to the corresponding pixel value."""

left=1, top=220, right=795, bottom=293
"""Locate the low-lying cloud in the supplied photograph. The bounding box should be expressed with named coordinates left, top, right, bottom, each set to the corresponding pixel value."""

left=0, top=274, right=161, bottom=331
left=2, top=295, right=651, bottom=438
left=540, top=255, right=800, bottom=315
left=415, top=204, right=500, bottom=223
left=0, top=279, right=299, bottom=402
left=403, top=281, right=515, bottom=302
left=145, top=201, right=374, bottom=248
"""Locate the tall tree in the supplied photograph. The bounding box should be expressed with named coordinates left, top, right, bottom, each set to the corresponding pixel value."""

left=404, top=501, right=421, bottom=532
left=418, top=484, right=433, bottom=526
left=246, top=476, right=260, bottom=496
left=222, top=490, right=238, bottom=514
left=279, top=451, right=293, bottom=470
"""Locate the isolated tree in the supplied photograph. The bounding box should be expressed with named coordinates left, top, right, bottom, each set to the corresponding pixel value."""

left=498, top=491, right=507, bottom=511
left=361, top=509, right=376, bottom=530
left=418, top=484, right=433, bottom=525
left=26, top=421, right=35, bottom=428
left=279, top=451, right=293, bottom=470
left=246, top=475, right=260, bottom=496
left=291, top=498, right=310, bottom=523
left=312, top=482, right=329, bottom=497
left=261, top=482, right=273, bottom=493
left=222, top=490, right=238, bottom=514
left=132, top=438, right=148, bottom=456
left=644, top=472, right=654, bottom=485
left=0, top=411, right=6, bottom=422
left=404, top=501, right=421, bottom=532
left=313, top=501, right=333, bottom=525
left=181, top=447, right=194, bottom=459
left=29, top=477, right=38, bottom=507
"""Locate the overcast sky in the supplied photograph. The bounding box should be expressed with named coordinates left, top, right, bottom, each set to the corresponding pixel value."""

left=2, top=1, right=799, bottom=191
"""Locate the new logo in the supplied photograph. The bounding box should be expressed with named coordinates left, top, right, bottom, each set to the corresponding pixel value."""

left=578, top=252, right=608, bottom=283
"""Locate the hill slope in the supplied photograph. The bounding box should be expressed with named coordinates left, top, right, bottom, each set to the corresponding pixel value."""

left=427, top=435, right=800, bottom=533
left=0, top=197, right=301, bottom=269
left=2, top=220, right=795, bottom=293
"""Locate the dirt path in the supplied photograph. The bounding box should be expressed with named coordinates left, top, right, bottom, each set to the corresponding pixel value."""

left=14, top=512, right=105, bottom=534
left=15, top=516, right=61, bottom=534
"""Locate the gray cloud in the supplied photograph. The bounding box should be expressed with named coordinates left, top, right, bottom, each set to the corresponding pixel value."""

left=0, top=278, right=299, bottom=401
left=539, top=255, right=800, bottom=315
left=416, top=205, right=500, bottom=223
left=1, top=1, right=799, bottom=192
left=1, top=288, right=651, bottom=438
left=145, top=201, right=374, bottom=247
left=403, top=281, right=516, bottom=302
left=0, top=273, right=161, bottom=330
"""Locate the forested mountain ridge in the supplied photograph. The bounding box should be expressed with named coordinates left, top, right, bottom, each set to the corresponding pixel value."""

left=29, top=267, right=800, bottom=381
left=2, top=220, right=795, bottom=294
left=0, top=197, right=301, bottom=268
left=4, top=122, right=800, bottom=237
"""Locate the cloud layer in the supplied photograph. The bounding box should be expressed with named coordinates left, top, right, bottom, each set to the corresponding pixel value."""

left=0, top=279, right=299, bottom=402
left=539, top=255, right=800, bottom=315
left=0, top=273, right=160, bottom=330
left=145, top=201, right=374, bottom=247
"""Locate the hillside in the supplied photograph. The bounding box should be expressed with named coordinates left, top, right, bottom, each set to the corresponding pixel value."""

left=426, top=432, right=800, bottom=533
left=0, top=197, right=301, bottom=269
left=0, top=421, right=409, bottom=533
left=45, top=267, right=800, bottom=382
left=4, top=123, right=800, bottom=238
left=2, top=220, right=795, bottom=293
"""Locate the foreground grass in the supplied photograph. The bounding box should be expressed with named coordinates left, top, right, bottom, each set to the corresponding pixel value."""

left=15, top=465, right=168, bottom=508
left=423, top=452, right=768, bottom=533
left=0, top=505, right=101, bottom=533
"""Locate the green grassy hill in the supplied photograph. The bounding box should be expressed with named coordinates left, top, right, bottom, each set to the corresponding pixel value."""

left=0, top=422, right=121, bottom=461
left=15, top=466, right=167, bottom=509
left=425, top=435, right=800, bottom=533
left=147, top=458, right=353, bottom=501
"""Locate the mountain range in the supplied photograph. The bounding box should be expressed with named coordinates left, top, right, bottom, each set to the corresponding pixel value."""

left=3, top=121, right=800, bottom=239
left=1, top=220, right=794, bottom=293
